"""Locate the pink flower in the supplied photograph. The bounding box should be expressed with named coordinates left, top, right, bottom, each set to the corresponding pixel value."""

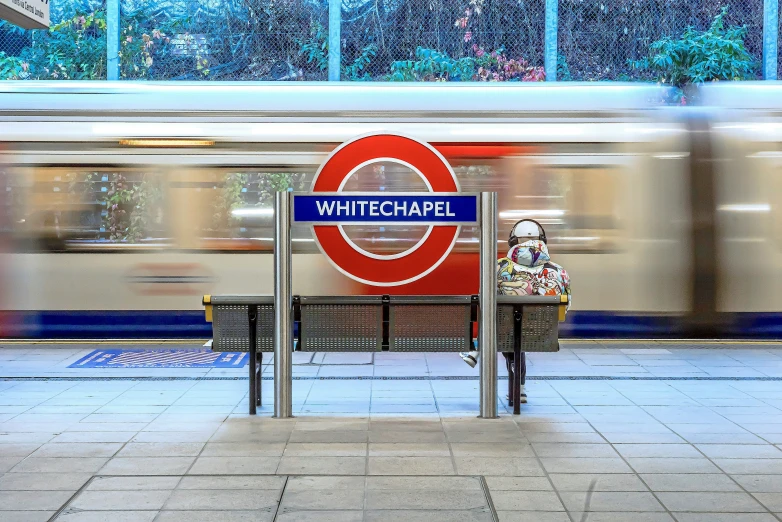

left=490, top=51, right=497, bottom=58
left=465, top=8, right=472, bottom=16
left=78, top=16, right=86, bottom=25
left=21, top=62, right=28, bottom=71
left=152, top=29, right=162, bottom=39
left=464, top=31, right=472, bottom=43
left=475, top=48, right=484, bottom=57
left=126, top=36, right=132, bottom=43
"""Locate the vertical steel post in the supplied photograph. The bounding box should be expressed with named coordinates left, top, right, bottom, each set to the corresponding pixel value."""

left=479, top=192, right=498, bottom=419
left=274, top=191, right=293, bottom=418
left=328, top=0, right=341, bottom=81
left=764, top=0, right=779, bottom=80
left=544, top=0, right=558, bottom=81
left=106, top=0, right=120, bottom=80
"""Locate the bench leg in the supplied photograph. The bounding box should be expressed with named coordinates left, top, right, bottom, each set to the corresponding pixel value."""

left=262, top=352, right=263, bottom=406
left=505, top=354, right=514, bottom=407
left=512, top=306, right=522, bottom=415
left=248, top=306, right=258, bottom=416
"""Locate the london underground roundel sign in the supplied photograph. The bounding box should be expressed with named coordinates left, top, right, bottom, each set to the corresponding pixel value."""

left=292, top=133, right=478, bottom=287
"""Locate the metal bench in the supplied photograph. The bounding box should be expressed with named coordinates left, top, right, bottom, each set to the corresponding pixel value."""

left=203, top=293, right=568, bottom=415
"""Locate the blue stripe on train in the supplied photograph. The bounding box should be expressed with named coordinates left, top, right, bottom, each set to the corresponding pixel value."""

left=7, top=311, right=782, bottom=339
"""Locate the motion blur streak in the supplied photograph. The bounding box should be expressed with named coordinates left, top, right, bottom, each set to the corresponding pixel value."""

left=0, top=81, right=778, bottom=339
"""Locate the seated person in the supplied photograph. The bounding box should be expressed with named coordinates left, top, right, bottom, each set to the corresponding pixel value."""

left=459, top=219, right=571, bottom=403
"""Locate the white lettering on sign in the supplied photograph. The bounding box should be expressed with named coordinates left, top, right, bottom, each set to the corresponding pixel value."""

left=312, top=199, right=456, bottom=218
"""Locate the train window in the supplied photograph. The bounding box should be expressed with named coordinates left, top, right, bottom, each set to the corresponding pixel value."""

left=502, top=164, right=622, bottom=252
left=10, top=167, right=168, bottom=252
left=191, top=169, right=314, bottom=251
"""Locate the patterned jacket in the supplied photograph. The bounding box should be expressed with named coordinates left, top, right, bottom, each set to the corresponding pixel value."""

left=497, top=239, right=571, bottom=311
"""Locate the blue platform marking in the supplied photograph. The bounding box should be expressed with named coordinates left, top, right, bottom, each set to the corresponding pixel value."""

left=69, top=349, right=248, bottom=368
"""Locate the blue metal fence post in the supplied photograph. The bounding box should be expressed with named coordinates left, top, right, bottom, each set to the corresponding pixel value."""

left=328, top=0, right=341, bottom=81
left=544, top=0, right=558, bottom=81
left=763, top=0, right=779, bottom=80
left=106, top=0, right=120, bottom=80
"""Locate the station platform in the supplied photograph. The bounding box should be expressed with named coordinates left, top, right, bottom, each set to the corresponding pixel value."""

left=1, top=341, right=782, bottom=521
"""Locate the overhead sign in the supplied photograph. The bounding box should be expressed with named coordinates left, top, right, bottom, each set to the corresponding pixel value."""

left=0, top=0, right=49, bottom=29
left=293, top=193, right=477, bottom=224
left=295, top=133, right=476, bottom=287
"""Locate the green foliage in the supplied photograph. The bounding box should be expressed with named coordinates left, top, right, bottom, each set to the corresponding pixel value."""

left=298, top=21, right=376, bottom=80
left=389, top=47, right=474, bottom=81
left=212, top=173, right=247, bottom=235
left=256, top=172, right=307, bottom=205
left=629, top=7, right=756, bottom=89
left=388, top=46, right=544, bottom=82
left=557, top=54, right=571, bottom=81
left=102, top=173, right=162, bottom=243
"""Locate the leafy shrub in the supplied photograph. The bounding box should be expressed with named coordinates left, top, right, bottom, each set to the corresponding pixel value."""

left=630, top=7, right=756, bottom=89
left=298, top=21, right=376, bottom=80
left=388, top=46, right=544, bottom=82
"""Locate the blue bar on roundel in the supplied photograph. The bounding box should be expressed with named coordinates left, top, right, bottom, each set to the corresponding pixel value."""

left=292, top=194, right=478, bottom=224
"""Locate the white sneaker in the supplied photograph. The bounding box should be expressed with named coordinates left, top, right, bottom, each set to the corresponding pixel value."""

left=459, top=352, right=477, bottom=368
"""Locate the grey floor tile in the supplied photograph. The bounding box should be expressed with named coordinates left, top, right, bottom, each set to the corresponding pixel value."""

left=100, top=457, right=195, bottom=475
left=673, top=515, right=778, bottom=522
left=485, top=476, right=553, bottom=491
left=280, top=489, right=366, bottom=510
left=0, top=511, right=56, bottom=522
left=277, top=456, right=366, bottom=475
left=115, top=442, right=205, bottom=457
left=0, top=472, right=91, bottom=490
left=164, top=489, right=280, bottom=510
left=200, top=442, right=286, bottom=457
left=70, top=490, right=172, bottom=511
left=11, top=457, right=107, bottom=473
left=561, top=514, right=674, bottom=522
left=368, top=456, right=454, bottom=475
left=275, top=511, right=363, bottom=522
left=657, top=492, right=766, bottom=512
left=155, top=511, right=274, bottom=522
left=614, top=444, right=702, bottom=458
left=364, top=510, right=493, bottom=522
left=365, top=476, right=478, bottom=490
left=711, top=458, right=782, bottom=474
left=454, top=456, right=544, bottom=476
left=625, top=458, right=721, bottom=474
left=57, top=511, right=159, bottom=522
left=753, top=493, right=782, bottom=512
left=0, top=489, right=74, bottom=510
left=548, top=473, right=648, bottom=491
left=496, top=512, right=571, bottom=522
left=284, top=443, right=367, bottom=457
left=533, top=443, right=619, bottom=458
left=365, top=489, right=485, bottom=510
left=31, top=443, right=122, bottom=458
left=695, top=444, right=782, bottom=459
left=188, top=456, right=280, bottom=475
left=177, top=476, right=285, bottom=490
left=369, top=443, right=450, bottom=457
left=641, top=473, right=741, bottom=492
left=540, top=458, right=633, bottom=474
left=87, top=476, right=182, bottom=490
left=490, top=490, right=565, bottom=511
left=731, top=474, right=782, bottom=492
left=559, top=491, right=666, bottom=512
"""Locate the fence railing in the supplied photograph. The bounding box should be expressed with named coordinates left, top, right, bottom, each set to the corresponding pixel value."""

left=0, top=0, right=779, bottom=82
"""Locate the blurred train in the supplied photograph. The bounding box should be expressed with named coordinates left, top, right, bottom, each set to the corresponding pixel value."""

left=0, top=81, right=778, bottom=339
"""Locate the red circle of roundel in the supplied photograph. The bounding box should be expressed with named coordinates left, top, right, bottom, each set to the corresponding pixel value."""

left=311, top=134, right=460, bottom=286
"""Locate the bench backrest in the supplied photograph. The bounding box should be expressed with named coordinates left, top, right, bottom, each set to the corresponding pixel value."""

left=204, top=294, right=568, bottom=353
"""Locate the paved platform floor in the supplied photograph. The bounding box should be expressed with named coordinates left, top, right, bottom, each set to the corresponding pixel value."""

left=2, top=342, right=782, bottom=521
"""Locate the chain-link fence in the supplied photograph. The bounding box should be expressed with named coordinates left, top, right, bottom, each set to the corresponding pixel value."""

left=0, top=0, right=776, bottom=81
left=558, top=0, right=763, bottom=81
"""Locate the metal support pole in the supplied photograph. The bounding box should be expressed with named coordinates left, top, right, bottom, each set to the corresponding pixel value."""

left=544, top=0, right=558, bottom=81
left=274, top=191, right=293, bottom=418
left=328, top=0, right=341, bottom=81
left=106, top=0, right=120, bottom=80
left=479, top=192, right=498, bottom=419
left=763, top=0, right=778, bottom=80
left=248, top=306, right=257, bottom=415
